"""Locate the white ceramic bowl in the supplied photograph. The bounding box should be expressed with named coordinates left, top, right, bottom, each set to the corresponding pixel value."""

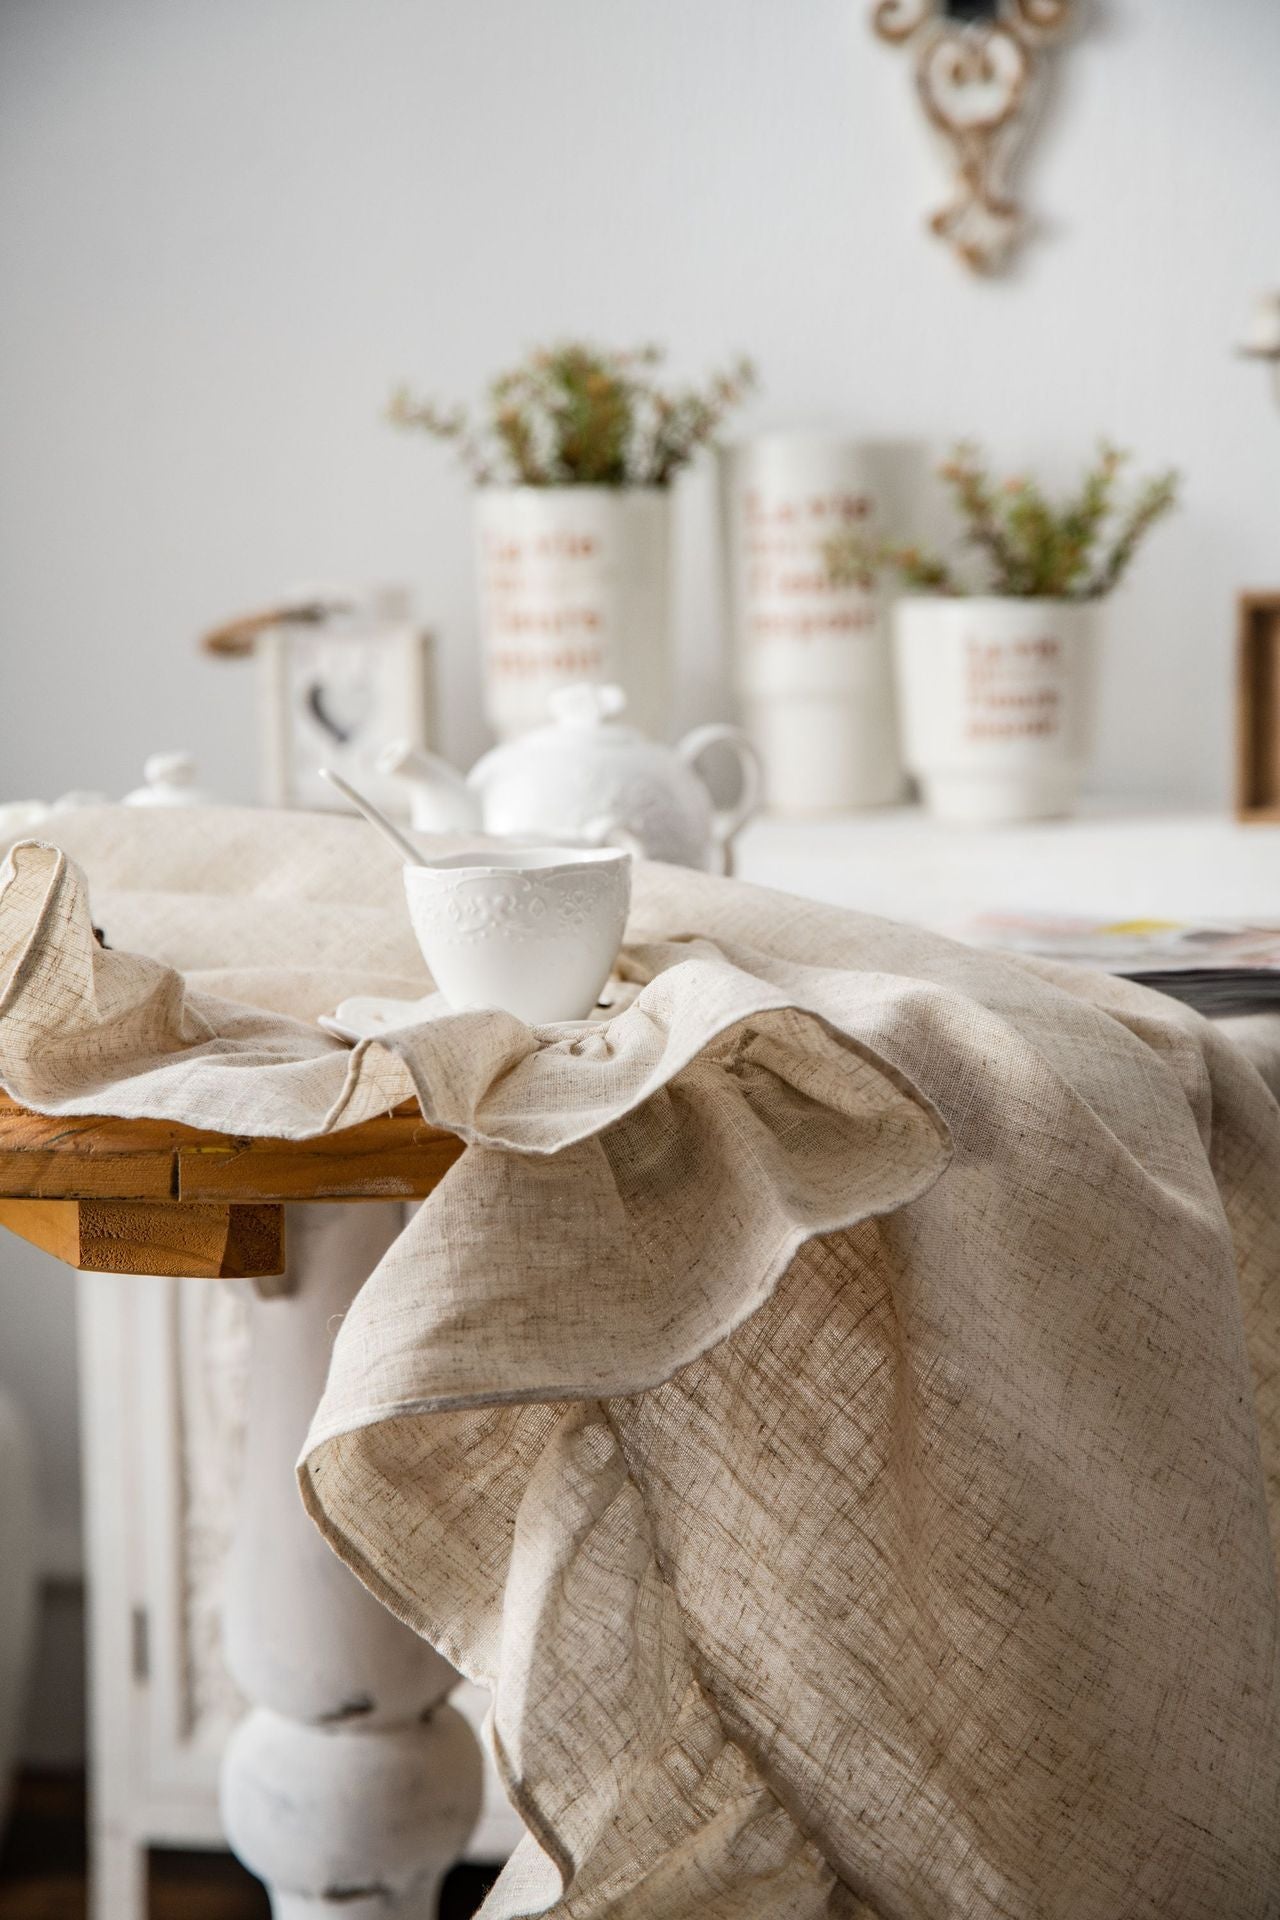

left=403, top=846, right=631, bottom=1024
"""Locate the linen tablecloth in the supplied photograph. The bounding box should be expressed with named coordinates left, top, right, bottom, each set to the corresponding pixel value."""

left=2, top=806, right=1278, bottom=1919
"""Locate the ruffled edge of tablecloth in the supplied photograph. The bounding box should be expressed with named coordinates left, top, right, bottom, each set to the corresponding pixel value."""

left=301, top=1401, right=866, bottom=1919
left=298, top=994, right=954, bottom=1917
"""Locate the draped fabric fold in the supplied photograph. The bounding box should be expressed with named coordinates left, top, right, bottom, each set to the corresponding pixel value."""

left=2, top=808, right=1278, bottom=1918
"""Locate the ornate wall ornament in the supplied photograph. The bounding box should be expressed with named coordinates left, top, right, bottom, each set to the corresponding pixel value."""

left=871, top=0, right=1075, bottom=273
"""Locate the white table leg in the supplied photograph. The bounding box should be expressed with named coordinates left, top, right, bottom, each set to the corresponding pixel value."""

left=219, top=1202, right=482, bottom=1919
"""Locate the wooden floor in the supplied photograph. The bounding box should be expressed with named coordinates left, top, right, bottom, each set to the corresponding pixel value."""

left=0, top=1774, right=497, bottom=1920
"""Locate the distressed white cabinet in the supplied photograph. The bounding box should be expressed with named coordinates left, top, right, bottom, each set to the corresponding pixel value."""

left=76, top=1258, right=523, bottom=1920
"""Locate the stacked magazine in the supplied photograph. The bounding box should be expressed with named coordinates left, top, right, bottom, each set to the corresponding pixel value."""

left=961, top=915, right=1280, bottom=1017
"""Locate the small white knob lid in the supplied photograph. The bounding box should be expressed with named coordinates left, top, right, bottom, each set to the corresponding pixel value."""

left=143, top=751, right=196, bottom=788
left=124, top=751, right=212, bottom=807
left=548, top=683, right=628, bottom=729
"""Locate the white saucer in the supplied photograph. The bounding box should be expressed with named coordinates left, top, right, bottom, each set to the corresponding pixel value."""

left=318, top=992, right=451, bottom=1044
left=318, top=988, right=630, bottom=1045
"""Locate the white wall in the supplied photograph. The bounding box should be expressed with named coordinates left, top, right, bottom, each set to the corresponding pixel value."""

left=1, top=0, right=1279, bottom=1727
left=3, top=0, right=1280, bottom=809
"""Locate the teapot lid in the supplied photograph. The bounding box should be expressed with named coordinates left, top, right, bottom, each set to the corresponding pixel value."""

left=471, top=680, right=673, bottom=790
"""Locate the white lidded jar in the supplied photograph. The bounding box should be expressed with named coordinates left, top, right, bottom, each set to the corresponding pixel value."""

left=893, top=595, right=1099, bottom=825
left=122, top=752, right=216, bottom=806
left=475, top=487, right=672, bottom=740
left=721, top=432, right=905, bottom=814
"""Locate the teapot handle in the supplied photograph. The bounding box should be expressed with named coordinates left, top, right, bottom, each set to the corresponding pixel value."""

left=676, top=724, right=762, bottom=876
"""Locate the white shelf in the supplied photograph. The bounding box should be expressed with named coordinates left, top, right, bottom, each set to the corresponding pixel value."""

left=736, top=804, right=1280, bottom=929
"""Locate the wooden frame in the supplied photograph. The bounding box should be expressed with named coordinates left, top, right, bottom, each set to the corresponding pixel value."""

left=255, top=624, right=437, bottom=815
left=1236, top=592, right=1280, bottom=821
left=0, top=1098, right=462, bottom=1280
left=200, top=595, right=437, bottom=816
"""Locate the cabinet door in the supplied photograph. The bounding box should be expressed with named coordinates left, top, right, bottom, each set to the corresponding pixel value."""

left=79, top=1271, right=230, bottom=1854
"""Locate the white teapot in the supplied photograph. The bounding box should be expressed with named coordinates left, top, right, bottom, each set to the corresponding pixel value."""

left=377, top=684, right=761, bottom=872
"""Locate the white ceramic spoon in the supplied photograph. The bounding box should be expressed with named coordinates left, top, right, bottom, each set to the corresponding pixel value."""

left=319, top=767, right=427, bottom=867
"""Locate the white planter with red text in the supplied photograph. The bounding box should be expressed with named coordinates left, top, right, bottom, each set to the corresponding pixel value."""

left=722, top=434, right=904, bottom=814
left=476, top=487, right=672, bottom=740
left=893, top=596, right=1098, bottom=826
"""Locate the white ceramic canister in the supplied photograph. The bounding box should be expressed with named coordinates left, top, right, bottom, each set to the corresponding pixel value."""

left=893, top=595, right=1099, bottom=826
left=721, top=433, right=905, bottom=813
left=475, top=487, right=672, bottom=741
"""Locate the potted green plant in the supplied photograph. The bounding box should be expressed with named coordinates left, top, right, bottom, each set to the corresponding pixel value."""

left=390, top=342, right=755, bottom=739
left=827, top=443, right=1179, bottom=824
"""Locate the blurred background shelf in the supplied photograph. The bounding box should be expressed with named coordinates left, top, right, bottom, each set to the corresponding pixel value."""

left=737, top=803, right=1280, bottom=927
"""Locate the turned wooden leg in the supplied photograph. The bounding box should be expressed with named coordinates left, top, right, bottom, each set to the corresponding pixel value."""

left=219, top=1203, right=482, bottom=1918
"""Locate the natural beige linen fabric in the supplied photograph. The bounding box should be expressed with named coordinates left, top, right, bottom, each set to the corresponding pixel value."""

left=2, top=806, right=1278, bottom=1919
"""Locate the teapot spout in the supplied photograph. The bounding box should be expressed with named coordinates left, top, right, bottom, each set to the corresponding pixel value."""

left=376, top=739, right=484, bottom=834
left=579, top=813, right=647, bottom=861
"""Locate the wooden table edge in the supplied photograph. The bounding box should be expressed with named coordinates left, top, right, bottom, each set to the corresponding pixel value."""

left=0, top=1098, right=463, bottom=1279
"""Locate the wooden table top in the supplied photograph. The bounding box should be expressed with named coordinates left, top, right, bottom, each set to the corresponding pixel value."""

left=0, top=1098, right=462, bottom=1282
left=0, top=1097, right=461, bottom=1202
